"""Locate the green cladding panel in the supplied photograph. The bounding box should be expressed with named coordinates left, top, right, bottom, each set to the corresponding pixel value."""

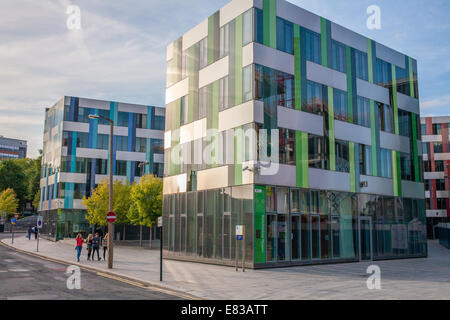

left=208, top=12, right=220, bottom=65
left=411, top=113, right=420, bottom=182
left=296, top=131, right=309, bottom=188
left=294, top=24, right=301, bottom=111
left=263, top=0, right=277, bottom=49
left=345, top=46, right=355, bottom=123
left=328, top=87, right=336, bottom=171
left=254, top=186, right=266, bottom=264
left=391, top=65, right=399, bottom=135
left=235, top=14, right=243, bottom=106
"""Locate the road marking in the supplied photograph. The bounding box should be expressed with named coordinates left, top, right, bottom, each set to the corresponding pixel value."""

left=4, top=259, right=15, bottom=263
left=8, top=269, right=30, bottom=272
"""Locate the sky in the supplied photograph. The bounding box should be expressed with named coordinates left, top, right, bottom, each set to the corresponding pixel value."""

left=0, top=0, right=449, bottom=158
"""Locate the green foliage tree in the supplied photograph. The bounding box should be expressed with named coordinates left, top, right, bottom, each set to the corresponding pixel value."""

left=0, top=160, right=26, bottom=210
left=82, top=179, right=131, bottom=226
left=0, top=188, right=19, bottom=219
left=127, top=174, right=162, bottom=247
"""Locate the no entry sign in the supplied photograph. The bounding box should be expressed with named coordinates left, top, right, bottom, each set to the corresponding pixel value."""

left=106, top=212, right=117, bottom=223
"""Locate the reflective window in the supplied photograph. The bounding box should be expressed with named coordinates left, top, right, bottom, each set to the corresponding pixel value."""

left=398, top=110, right=412, bottom=137
left=220, top=24, right=230, bottom=58
left=116, top=136, right=128, bottom=151
left=308, top=134, right=329, bottom=170
left=255, top=64, right=294, bottom=108
left=115, top=160, right=127, bottom=176
left=305, top=29, right=321, bottom=64
left=243, top=9, right=253, bottom=46
left=376, top=58, right=392, bottom=88
left=400, top=152, right=413, bottom=181
left=378, top=102, right=393, bottom=133
left=198, top=86, right=207, bottom=119
left=254, top=8, right=263, bottom=44
left=276, top=188, right=289, bottom=213
left=199, top=37, right=208, bottom=69
left=380, top=149, right=392, bottom=178
left=359, top=144, right=372, bottom=176
left=243, top=65, right=253, bottom=102
left=219, top=76, right=229, bottom=111
left=335, top=140, right=349, bottom=173
left=333, top=88, right=348, bottom=121
left=279, top=128, right=295, bottom=165
left=276, top=17, right=293, bottom=54
left=305, top=80, right=324, bottom=115
left=266, top=186, right=276, bottom=213
left=396, top=66, right=410, bottom=96
left=331, top=40, right=346, bottom=73
left=117, top=112, right=129, bottom=127
left=355, top=96, right=370, bottom=127
left=354, top=49, right=368, bottom=81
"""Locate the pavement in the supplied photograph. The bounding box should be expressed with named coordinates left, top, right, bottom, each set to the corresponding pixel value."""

left=1, top=233, right=450, bottom=300
left=0, top=236, right=181, bottom=300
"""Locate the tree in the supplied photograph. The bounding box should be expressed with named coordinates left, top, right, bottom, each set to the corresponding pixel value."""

left=33, top=189, right=41, bottom=211
left=0, top=188, right=19, bottom=219
left=82, top=179, right=131, bottom=227
left=0, top=160, right=26, bottom=209
left=127, top=174, right=163, bottom=247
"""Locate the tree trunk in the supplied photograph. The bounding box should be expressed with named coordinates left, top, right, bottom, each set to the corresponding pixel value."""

left=149, top=227, right=153, bottom=249
left=123, top=224, right=126, bottom=241
left=139, top=225, right=142, bottom=247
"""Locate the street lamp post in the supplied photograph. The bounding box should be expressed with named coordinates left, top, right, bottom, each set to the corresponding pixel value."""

left=89, top=114, right=114, bottom=269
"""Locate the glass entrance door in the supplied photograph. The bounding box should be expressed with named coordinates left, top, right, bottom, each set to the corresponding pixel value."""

left=291, top=215, right=301, bottom=261
left=311, top=215, right=320, bottom=259
left=359, top=217, right=373, bottom=261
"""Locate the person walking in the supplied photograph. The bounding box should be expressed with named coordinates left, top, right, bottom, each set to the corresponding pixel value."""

left=102, top=233, right=109, bottom=260
left=27, top=226, right=32, bottom=240
left=86, top=234, right=93, bottom=260
left=34, top=225, right=38, bottom=240
left=92, top=232, right=101, bottom=261
left=75, top=233, right=83, bottom=262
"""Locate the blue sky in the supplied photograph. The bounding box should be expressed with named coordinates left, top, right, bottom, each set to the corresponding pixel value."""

left=0, top=0, right=449, bottom=158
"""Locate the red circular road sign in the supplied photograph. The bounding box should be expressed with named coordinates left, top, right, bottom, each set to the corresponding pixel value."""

left=106, top=212, right=116, bottom=223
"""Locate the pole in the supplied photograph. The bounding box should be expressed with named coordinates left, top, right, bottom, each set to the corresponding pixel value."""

left=235, top=237, right=238, bottom=272
left=108, top=120, right=114, bottom=269
left=160, top=226, right=163, bottom=281
left=11, top=223, right=14, bottom=244
left=242, top=232, right=245, bottom=272
left=37, top=230, right=40, bottom=252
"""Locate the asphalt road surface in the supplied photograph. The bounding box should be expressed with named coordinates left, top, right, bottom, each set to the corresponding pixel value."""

left=0, top=233, right=182, bottom=300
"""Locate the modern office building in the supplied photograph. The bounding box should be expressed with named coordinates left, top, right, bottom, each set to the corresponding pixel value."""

left=0, top=135, right=27, bottom=160
left=162, top=0, right=427, bottom=268
left=39, top=96, right=165, bottom=240
left=421, top=115, right=450, bottom=239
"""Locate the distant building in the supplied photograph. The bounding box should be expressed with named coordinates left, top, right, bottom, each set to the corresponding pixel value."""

left=39, top=96, right=165, bottom=240
left=421, top=116, right=450, bottom=239
left=0, top=136, right=27, bottom=160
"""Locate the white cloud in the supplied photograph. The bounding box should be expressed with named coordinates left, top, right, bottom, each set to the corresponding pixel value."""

left=421, top=95, right=450, bottom=110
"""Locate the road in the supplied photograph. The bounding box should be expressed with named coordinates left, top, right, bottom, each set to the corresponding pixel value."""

left=0, top=233, right=182, bottom=300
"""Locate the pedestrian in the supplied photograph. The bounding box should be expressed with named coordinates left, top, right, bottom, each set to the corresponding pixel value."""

left=92, top=232, right=101, bottom=261
left=75, top=233, right=83, bottom=262
left=27, top=226, right=32, bottom=240
left=102, top=233, right=109, bottom=260
left=34, top=225, right=38, bottom=240
left=86, top=233, right=93, bottom=260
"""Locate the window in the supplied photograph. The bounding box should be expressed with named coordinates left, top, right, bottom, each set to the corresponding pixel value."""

left=354, top=49, right=368, bottom=81
left=359, top=144, right=372, bottom=176
left=333, top=89, right=348, bottom=121
left=421, top=124, right=427, bottom=136
left=115, top=160, right=127, bottom=176
left=117, top=112, right=129, bottom=127
left=305, top=81, right=323, bottom=115
left=98, top=109, right=111, bottom=125
left=432, top=124, right=442, bottom=135
left=180, top=96, right=188, bottom=126
left=96, top=159, right=108, bottom=175
left=290, top=189, right=300, bottom=213
left=355, top=96, right=370, bottom=127
left=398, top=110, right=412, bottom=137
left=331, top=40, right=346, bottom=73
left=116, top=136, right=128, bottom=151
left=277, top=188, right=289, bottom=213
left=435, top=160, right=444, bottom=172
left=254, top=8, right=263, bottom=44
left=243, top=9, right=253, bottom=46
left=380, top=149, right=392, bottom=178
left=434, top=142, right=443, bottom=153
left=154, top=116, right=165, bottom=130
left=396, top=66, right=410, bottom=96
left=422, top=142, right=428, bottom=155
left=243, top=65, right=253, bottom=102
left=308, top=134, right=329, bottom=170
left=276, top=17, right=293, bottom=54
left=198, top=86, right=207, bottom=119
left=335, top=140, right=349, bottom=173
left=97, top=134, right=109, bottom=150
left=219, top=24, right=229, bottom=58
left=266, top=186, right=276, bottom=213
left=136, top=113, right=148, bottom=129
left=219, top=76, right=229, bottom=111
left=77, top=107, right=90, bottom=123
left=199, top=37, right=208, bottom=69
left=376, top=58, right=392, bottom=88
left=135, top=137, right=146, bottom=153
left=424, top=179, right=430, bottom=191
left=182, top=49, right=189, bottom=79
left=436, top=179, right=446, bottom=191
left=400, top=152, right=413, bottom=181
left=378, top=103, right=393, bottom=133
left=437, top=198, right=447, bottom=210
left=255, top=64, right=294, bottom=109
left=76, top=132, right=89, bottom=148
left=279, top=129, right=295, bottom=165
left=305, top=29, right=321, bottom=64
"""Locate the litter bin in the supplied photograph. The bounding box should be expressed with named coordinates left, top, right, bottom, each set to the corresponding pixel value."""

left=0, top=224, right=4, bottom=232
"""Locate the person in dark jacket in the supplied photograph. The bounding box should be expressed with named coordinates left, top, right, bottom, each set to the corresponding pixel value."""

left=34, top=226, right=38, bottom=240
left=91, top=232, right=101, bottom=261
left=27, top=226, right=32, bottom=240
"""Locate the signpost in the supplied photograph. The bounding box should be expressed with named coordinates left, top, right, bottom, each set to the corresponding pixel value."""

left=11, top=217, right=16, bottom=244
left=106, top=212, right=116, bottom=268
left=158, top=216, right=163, bottom=281
left=36, top=216, right=43, bottom=252
left=235, top=225, right=245, bottom=272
